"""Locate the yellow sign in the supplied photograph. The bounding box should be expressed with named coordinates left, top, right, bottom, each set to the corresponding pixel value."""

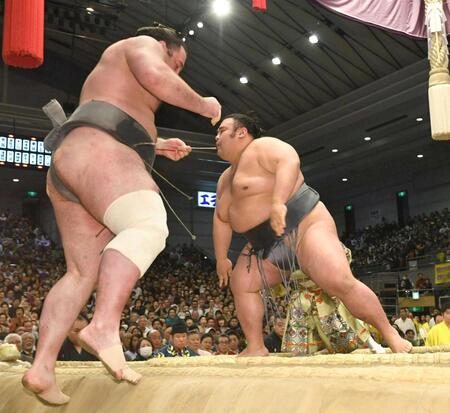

left=435, top=263, right=450, bottom=284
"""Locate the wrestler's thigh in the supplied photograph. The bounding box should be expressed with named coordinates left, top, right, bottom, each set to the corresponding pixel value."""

left=47, top=174, right=114, bottom=277
left=230, top=245, right=282, bottom=294
left=53, top=128, right=158, bottom=222
left=297, top=222, right=354, bottom=295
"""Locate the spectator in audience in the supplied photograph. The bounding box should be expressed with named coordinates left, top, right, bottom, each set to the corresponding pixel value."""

left=214, top=334, right=233, bottom=355
left=165, top=307, right=180, bottom=327
left=197, top=316, right=208, bottom=334
left=264, top=317, right=285, bottom=353
left=405, top=329, right=419, bottom=346
left=148, top=330, right=163, bottom=354
left=394, top=308, right=417, bottom=339
left=200, top=333, right=214, bottom=354
left=131, top=299, right=145, bottom=316
left=228, top=332, right=240, bottom=355
left=9, top=306, right=26, bottom=332
left=129, top=326, right=143, bottom=339
left=4, top=333, right=33, bottom=363
left=136, top=338, right=153, bottom=361
left=425, top=301, right=450, bottom=346
left=124, top=334, right=141, bottom=361
left=414, top=273, right=428, bottom=290
left=136, top=316, right=151, bottom=337
left=227, top=317, right=242, bottom=336
left=155, top=322, right=198, bottom=357
left=399, top=274, right=413, bottom=296
left=21, top=332, right=36, bottom=362
left=190, top=299, right=203, bottom=317
left=429, top=308, right=442, bottom=328
left=57, top=316, right=98, bottom=362
left=151, top=318, right=163, bottom=334
left=187, top=331, right=210, bottom=356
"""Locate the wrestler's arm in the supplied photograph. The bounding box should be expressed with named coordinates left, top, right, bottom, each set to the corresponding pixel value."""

left=213, top=169, right=233, bottom=287
left=125, top=37, right=217, bottom=118
left=257, top=138, right=302, bottom=235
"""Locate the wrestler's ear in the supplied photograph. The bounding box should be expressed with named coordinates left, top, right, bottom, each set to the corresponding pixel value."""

left=238, top=127, right=247, bottom=138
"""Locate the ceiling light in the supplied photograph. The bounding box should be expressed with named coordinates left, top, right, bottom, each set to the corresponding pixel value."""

left=342, top=178, right=348, bottom=182
left=86, top=7, right=94, bottom=12
left=182, top=37, right=186, bottom=42
left=12, top=178, right=19, bottom=182
left=8, top=134, right=14, bottom=138
left=272, top=57, right=281, bottom=65
left=417, top=154, right=424, bottom=158
left=309, top=34, right=319, bottom=44
left=331, top=148, right=338, bottom=153
left=212, top=0, right=231, bottom=16
left=364, top=136, right=371, bottom=141
left=239, top=76, right=248, bottom=84
left=416, top=117, right=423, bottom=122
left=197, top=22, right=204, bottom=28
left=188, top=29, right=195, bottom=36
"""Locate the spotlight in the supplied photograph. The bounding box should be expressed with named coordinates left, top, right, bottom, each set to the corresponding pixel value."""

left=86, top=7, right=94, bottom=12
left=364, top=136, right=371, bottom=141
left=8, top=134, right=14, bottom=138
left=212, top=0, right=231, bottom=16
left=189, top=29, right=195, bottom=36
left=331, top=148, right=338, bottom=153
left=182, top=37, right=186, bottom=42
left=197, top=22, right=204, bottom=28
left=272, top=57, right=281, bottom=65
left=309, top=34, right=319, bottom=44
left=12, top=178, right=20, bottom=182
left=416, top=117, right=423, bottom=122
left=417, top=154, right=424, bottom=158
left=342, top=178, right=348, bottom=182
left=239, top=76, right=248, bottom=84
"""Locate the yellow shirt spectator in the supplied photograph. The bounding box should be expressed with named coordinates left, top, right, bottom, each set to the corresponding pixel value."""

left=425, top=312, right=450, bottom=347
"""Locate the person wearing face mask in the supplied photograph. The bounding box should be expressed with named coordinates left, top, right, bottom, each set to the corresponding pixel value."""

left=135, top=338, right=153, bottom=361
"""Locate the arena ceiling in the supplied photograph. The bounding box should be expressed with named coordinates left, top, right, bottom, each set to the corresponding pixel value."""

left=0, top=0, right=449, bottom=208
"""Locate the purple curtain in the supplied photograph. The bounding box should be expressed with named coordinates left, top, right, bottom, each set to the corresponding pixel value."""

left=314, top=0, right=450, bottom=38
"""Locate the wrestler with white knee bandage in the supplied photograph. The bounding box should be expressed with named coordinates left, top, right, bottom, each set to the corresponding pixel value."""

left=23, top=23, right=221, bottom=405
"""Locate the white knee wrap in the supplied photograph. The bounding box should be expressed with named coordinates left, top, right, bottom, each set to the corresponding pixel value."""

left=103, top=190, right=168, bottom=277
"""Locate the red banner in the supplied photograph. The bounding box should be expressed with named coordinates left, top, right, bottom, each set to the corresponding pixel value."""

left=2, top=0, right=45, bottom=68
left=252, top=0, right=267, bottom=12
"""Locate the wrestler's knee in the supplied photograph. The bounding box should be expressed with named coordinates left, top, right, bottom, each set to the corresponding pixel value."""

left=102, top=190, right=168, bottom=277
left=325, top=271, right=357, bottom=298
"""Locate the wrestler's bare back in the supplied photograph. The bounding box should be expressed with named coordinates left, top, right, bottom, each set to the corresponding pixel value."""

left=49, top=36, right=183, bottom=217
left=216, top=138, right=304, bottom=233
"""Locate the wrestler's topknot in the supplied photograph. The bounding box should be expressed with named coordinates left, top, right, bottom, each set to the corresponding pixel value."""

left=136, top=23, right=186, bottom=51
left=223, top=112, right=264, bottom=138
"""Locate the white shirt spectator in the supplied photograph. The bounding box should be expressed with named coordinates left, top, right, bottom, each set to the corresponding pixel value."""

left=394, top=317, right=417, bottom=338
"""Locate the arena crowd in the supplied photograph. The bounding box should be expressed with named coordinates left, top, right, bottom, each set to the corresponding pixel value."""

left=1, top=207, right=449, bottom=362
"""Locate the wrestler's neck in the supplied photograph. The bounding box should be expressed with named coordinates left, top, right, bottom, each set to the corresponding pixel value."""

left=229, top=139, right=253, bottom=166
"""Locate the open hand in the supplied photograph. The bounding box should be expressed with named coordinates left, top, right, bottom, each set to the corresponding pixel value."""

left=216, top=257, right=233, bottom=288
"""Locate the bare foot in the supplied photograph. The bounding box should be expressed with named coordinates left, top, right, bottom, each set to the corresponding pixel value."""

left=238, top=347, right=269, bottom=357
left=22, top=367, right=70, bottom=405
left=384, top=327, right=413, bottom=353
left=78, top=324, right=142, bottom=384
